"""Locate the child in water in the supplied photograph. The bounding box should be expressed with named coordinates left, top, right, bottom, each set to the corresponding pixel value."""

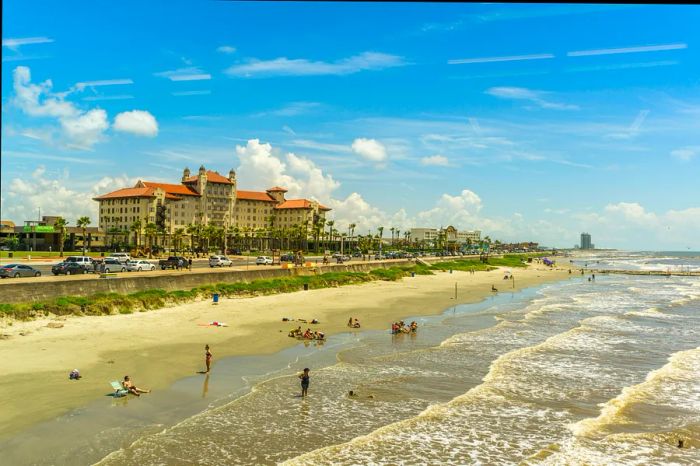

left=299, top=368, right=310, bottom=397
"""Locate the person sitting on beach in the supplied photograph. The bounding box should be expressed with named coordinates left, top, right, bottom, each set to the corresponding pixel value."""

left=491, top=285, right=498, bottom=292
left=391, top=322, right=399, bottom=334
left=353, top=318, right=361, bottom=328
left=303, top=328, right=313, bottom=339
left=311, top=319, right=319, bottom=324
left=410, top=321, right=418, bottom=333
left=315, top=331, right=325, bottom=340
left=122, top=375, right=150, bottom=396
left=401, top=325, right=410, bottom=334
left=348, top=317, right=353, bottom=327
left=288, top=326, right=302, bottom=338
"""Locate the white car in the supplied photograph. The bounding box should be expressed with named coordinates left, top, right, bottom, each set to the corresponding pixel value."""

left=255, top=256, right=273, bottom=265
left=109, top=252, right=131, bottom=264
left=126, top=260, right=156, bottom=272
left=209, top=255, right=233, bottom=267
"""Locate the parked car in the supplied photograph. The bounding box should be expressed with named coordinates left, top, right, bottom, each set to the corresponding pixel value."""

left=159, top=256, right=188, bottom=270
left=52, top=261, right=88, bottom=275
left=280, top=253, right=295, bottom=262
left=64, top=256, right=94, bottom=267
left=109, top=252, right=131, bottom=263
left=126, top=260, right=156, bottom=272
left=256, top=256, right=273, bottom=265
left=0, top=264, right=41, bottom=278
left=228, top=248, right=242, bottom=255
left=102, top=258, right=127, bottom=272
left=209, top=255, right=233, bottom=267
left=352, top=251, right=362, bottom=257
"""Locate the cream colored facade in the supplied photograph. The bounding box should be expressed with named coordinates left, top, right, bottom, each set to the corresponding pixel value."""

left=409, top=226, right=481, bottom=245
left=94, top=166, right=330, bottom=240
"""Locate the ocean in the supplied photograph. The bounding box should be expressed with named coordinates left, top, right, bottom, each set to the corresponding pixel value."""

left=91, top=252, right=699, bottom=465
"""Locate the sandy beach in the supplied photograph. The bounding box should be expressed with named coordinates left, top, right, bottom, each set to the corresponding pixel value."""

left=0, top=263, right=570, bottom=438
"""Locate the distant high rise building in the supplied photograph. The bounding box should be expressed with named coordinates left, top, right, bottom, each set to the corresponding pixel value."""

left=580, top=232, right=592, bottom=250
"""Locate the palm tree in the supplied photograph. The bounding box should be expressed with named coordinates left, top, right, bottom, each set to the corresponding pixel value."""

left=130, top=219, right=142, bottom=251
left=77, top=216, right=91, bottom=255
left=326, top=220, right=335, bottom=251
left=173, top=228, right=185, bottom=253
left=377, top=226, right=384, bottom=252
left=389, top=227, right=395, bottom=246
left=348, top=223, right=356, bottom=251
left=145, top=223, right=158, bottom=256
left=53, top=217, right=68, bottom=257
left=186, top=223, right=199, bottom=253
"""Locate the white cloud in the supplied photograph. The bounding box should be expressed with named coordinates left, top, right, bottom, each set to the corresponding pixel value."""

left=61, top=109, right=109, bottom=149
left=351, top=138, right=388, bottom=162
left=606, top=110, right=650, bottom=140
left=155, top=67, right=211, bottom=81
left=567, top=43, right=686, bottom=57
left=256, top=101, right=321, bottom=117
left=74, top=78, right=133, bottom=91
left=10, top=66, right=157, bottom=148
left=2, top=36, right=54, bottom=50
left=604, top=202, right=658, bottom=226
left=670, top=146, right=700, bottom=161
left=113, top=110, right=159, bottom=137
left=327, top=193, right=389, bottom=231
left=420, top=154, right=449, bottom=166
left=1, top=166, right=137, bottom=225
left=225, top=52, right=405, bottom=77
left=486, top=86, right=579, bottom=110
left=217, top=45, right=237, bottom=54
left=448, top=53, right=555, bottom=65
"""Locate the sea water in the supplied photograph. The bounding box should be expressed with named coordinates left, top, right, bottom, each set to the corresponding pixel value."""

left=92, top=252, right=699, bottom=465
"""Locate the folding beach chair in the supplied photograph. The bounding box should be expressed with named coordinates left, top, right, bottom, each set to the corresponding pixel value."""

left=110, top=381, right=129, bottom=397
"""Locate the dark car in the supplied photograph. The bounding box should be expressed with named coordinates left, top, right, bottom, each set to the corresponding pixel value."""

left=280, top=253, right=295, bottom=262
left=0, top=264, right=41, bottom=278
left=52, top=261, right=88, bottom=275
left=228, top=248, right=242, bottom=256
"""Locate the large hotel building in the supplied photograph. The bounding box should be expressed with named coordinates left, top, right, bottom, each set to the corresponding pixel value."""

left=93, top=165, right=331, bottom=239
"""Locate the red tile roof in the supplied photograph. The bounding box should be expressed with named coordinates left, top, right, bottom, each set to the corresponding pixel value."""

left=319, top=204, right=331, bottom=211
left=236, top=190, right=276, bottom=202
left=142, top=182, right=200, bottom=196
left=93, top=187, right=156, bottom=200
left=267, top=186, right=288, bottom=192
left=275, top=199, right=332, bottom=211
left=183, top=170, right=234, bottom=185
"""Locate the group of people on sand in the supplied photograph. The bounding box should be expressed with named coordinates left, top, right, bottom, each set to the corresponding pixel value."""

left=347, top=317, right=361, bottom=328
left=391, top=320, right=418, bottom=334
left=288, top=326, right=325, bottom=340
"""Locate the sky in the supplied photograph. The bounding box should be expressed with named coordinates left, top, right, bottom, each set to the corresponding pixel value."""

left=2, top=2, right=700, bottom=250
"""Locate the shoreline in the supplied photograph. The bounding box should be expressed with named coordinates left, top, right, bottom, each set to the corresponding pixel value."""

left=0, top=263, right=570, bottom=439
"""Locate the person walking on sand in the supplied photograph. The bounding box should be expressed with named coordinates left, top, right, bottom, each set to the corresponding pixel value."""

left=299, top=368, right=310, bottom=397
left=122, top=375, right=150, bottom=396
left=188, top=257, right=193, bottom=271
left=205, top=344, right=212, bottom=372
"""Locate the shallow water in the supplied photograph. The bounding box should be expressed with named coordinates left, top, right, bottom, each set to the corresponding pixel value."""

left=4, top=253, right=700, bottom=465
left=95, top=256, right=699, bottom=465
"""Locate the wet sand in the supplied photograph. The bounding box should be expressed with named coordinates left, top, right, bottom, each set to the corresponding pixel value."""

left=0, top=263, right=569, bottom=437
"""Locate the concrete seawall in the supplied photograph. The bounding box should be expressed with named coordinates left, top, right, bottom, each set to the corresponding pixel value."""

left=0, top=260, right=416, bottom=304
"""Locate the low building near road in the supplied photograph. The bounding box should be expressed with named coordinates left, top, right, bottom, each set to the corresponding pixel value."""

left=0, top=216, right=105, bottom=252
left=409, top=226, right=481, bottom=249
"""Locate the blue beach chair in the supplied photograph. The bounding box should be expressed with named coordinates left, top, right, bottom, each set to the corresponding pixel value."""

left=110, top=381, right=129, bottom=397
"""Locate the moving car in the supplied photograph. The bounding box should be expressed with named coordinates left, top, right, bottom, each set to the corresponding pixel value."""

left=102, top=258, right=127, bottom=272
left=64, top=256, right=94, bottom=267
left=126, top=260, right=156, bottom=272
left=209, top=255, right=233, bottom=267
left=255, top=256, right=273, bottom=265
left=52, top=262, right=88, bottom=275
left=0, top=264, right=41, bottom=278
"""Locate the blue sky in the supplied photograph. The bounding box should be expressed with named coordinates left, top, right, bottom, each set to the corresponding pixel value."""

left=2, top=2, right=700, bottom=250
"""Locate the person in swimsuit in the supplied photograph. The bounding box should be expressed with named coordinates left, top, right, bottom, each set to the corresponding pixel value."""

left=299, top=368, right=310, bottom=397
left=122, top=375, right=150, bottom=396
left=205, top=344, right=212, bottom=372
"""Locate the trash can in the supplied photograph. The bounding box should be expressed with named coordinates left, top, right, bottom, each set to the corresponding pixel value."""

left=449, top=269, right=453, bottom=274
left=8, top=252, right=12, bottom=258
left=411, top=272, right=415, bottom=277
left=303, top=283, right=309, bottom=291
left=212, top=293, right=219, bottom=304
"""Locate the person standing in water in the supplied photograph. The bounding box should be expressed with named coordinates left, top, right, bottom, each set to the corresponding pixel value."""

left=205, top=344, right=212, bottom=373
left=299, top=368, right=310, bottom=397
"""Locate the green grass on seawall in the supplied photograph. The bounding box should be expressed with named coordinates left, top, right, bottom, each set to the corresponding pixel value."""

left=0, top=255, right=536, bottom=320
left=0, top=265, right=433, bottom=320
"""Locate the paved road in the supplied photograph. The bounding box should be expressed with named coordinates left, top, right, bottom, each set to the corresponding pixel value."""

left=0, top=255, right=408, bottom=283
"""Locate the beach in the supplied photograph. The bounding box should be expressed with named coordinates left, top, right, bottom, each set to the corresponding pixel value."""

left=0, top=262, right=568, bottom=439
